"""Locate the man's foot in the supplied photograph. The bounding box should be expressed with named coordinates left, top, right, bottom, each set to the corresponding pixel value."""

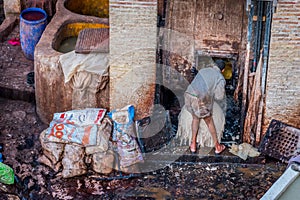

left=215, top=144, right=226, bottom=155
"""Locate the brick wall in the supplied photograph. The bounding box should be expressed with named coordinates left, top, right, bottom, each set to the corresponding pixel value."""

left=264, top=0, right=300, bottom=131
left=109, top=0, right=157, bottom=119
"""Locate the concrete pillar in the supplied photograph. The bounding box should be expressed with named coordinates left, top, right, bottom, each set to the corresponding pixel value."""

left=109, top=0, right=157, bottom=119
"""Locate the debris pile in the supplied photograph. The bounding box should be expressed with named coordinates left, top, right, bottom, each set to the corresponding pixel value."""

left=39, top=106, right=144, bottom=178
left=229, top=143, right=260, bottom=160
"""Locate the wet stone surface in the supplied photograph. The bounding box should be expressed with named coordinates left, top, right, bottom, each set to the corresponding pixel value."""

left=0, top=25, right=35, bottom=102
left=0, top=98, right=286, bottom=199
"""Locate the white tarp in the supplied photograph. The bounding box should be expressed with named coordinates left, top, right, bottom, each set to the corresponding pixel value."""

left=59, top=50, right=109, bottom=83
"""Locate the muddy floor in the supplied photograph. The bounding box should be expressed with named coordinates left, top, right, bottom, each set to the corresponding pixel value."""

left=0, top=98, right=286, bottom=200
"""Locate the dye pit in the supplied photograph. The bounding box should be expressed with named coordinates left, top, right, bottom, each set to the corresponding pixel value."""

left=58, top=36, right=78, bottom=53
left=0, top=98, right=286, bottom=200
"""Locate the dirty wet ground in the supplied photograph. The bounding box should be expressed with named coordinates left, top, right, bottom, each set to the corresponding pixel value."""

left=0, top=98, right=286, bottom=199
left=0, top=20, right=287, bottom=200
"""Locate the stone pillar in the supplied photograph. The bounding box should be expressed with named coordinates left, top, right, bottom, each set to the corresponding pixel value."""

left=109, top=0, right=157, bottom=119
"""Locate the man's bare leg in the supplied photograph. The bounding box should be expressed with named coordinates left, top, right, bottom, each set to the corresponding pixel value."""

left=190, top=115, right=200, bottom=152
left=203, top=115, right=225, bottom=153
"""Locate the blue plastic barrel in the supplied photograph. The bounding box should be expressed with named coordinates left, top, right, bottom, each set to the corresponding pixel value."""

left=20, top=7, right=48, bottom=60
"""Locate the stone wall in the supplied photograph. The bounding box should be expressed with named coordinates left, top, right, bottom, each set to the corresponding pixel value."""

left=109, top=0, right=157, bottom=119
left=264, top=0, right=300, bottom=131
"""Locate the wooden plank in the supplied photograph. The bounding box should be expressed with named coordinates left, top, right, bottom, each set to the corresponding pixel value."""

left=243, top=52, right=263, bottom=145
left=241, top=46, right=251, bottom=143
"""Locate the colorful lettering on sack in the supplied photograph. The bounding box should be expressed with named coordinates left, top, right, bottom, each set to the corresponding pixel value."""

left=47, top=123, right=65, bottom=139
left=94, top=109, right=105, bottom=124
left=67, top=127, right=76, bottom=140
left=46, top=109, right=106, bottom=146
left=56, top=109, right=106, bottom=126
left=82, top=125, right=93, bottom=145
left=59, top=113, right=76, bottom=124
left=55, top=124, right=64, bottom=139
left=47, top=123, right=97, bottom=145
left=78, top=114, right=86, bottom=123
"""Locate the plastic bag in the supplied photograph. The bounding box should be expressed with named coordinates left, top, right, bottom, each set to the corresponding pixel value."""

left=0, top=162, right=14, bottom=185
left=109, top=105, right=143, bottom=168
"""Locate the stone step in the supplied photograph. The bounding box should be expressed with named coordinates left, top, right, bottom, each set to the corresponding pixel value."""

left=137, top=146, right=266, bottom=172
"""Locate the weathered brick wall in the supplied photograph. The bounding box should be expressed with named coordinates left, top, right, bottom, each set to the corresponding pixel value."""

left=264, top=0, right=300, bottom=131
left=109, top=0, right=157, bottom=119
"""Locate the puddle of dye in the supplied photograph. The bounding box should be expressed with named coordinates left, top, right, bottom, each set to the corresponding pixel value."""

left=22, top=11, right=45, bottom=21
left=58, top=37, right=78, bottom=53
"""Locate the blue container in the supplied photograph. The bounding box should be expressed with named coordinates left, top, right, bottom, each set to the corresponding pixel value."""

left=20, top=7, right=48, bottom=60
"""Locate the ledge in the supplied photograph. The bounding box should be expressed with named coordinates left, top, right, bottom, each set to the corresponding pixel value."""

left=0, top=16, right=18, bottom=42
